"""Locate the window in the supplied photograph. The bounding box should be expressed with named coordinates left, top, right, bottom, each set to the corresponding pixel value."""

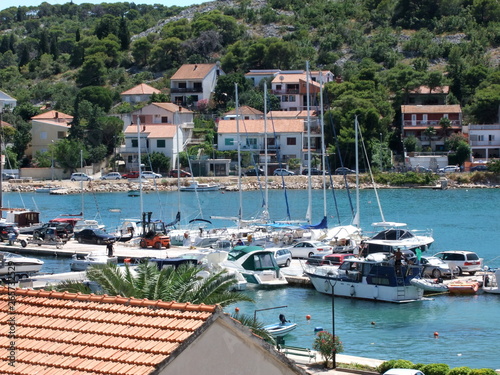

left=411, top=114, right=417, bottom=125
left=478, top=135, right=484, bottom=141
left=157, top=140, right=166, bottom=148
left=422, top=114, right=428, bottom=124
left=40, top=131, right=47, bottom=140
left=489, top=134, right=495, bottom=141
left=282, top=95, right=289, bottom=102
left=247, top=138, right=257, bottom=147
left=57, top=131, right=65, bottom=139
left=287, top=137, right=296, bottom=145
left=161, top=116, right=168, bottom=123
left=131, top=139, right=138, bottom=147
left=178, top=82, right=186, bottom=89
left=288, top=95, right=295, bottom=102
left=225, top=138, right=234, bottom=146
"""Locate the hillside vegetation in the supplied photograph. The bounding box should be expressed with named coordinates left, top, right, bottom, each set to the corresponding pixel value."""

left=1, top=0, right=500, bottom=171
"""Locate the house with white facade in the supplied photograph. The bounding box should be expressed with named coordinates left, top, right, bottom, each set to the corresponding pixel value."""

left=217, top=118, right=305, bottom=165
left=463, top=124, right=500, bottom=160
left=0, top=90, right=16, bottom=111
left=270, top=70, right=333, bottom=112
left=27, top=110, right=73, bottom=157
left=223, top=105, right=264, bottom=120
left=170, top=63, right=224, bottom=109
left=120, top=83, right=161, bottom=104
left=245, top=69, right=281, bottom=87
left=122, top=103, right=194, bottom=170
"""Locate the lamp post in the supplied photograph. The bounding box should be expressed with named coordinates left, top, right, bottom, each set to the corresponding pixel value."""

left=327, top=271, right=337, bottom=369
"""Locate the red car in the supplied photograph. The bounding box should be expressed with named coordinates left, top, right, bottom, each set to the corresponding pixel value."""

left=121, top=171, right=140, bottom=179
left=169, top=169, right=191, bottom=178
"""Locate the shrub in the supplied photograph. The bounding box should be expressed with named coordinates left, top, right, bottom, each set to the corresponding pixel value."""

left=470, top=369, right=497, bottom=375
left=312, top=330, right=343, bottom=368
left=378, top=360, right=398, bottom=374
left=378, top=360, right=417, bottom=373
left=421, top=363, right=450, bottom=375
left=448, top=367, right=472, bottom=375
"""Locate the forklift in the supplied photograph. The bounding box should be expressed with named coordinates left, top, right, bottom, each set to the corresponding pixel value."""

left=139, top=212, right=171, bottom=249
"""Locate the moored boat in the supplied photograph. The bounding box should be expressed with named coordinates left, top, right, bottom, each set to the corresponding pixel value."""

left=483, top=268, right=500, bottom=294
left=0, top=251, right=44, bottom=280
left=447, top=280, right=480, bottom=295
left=264, top=321, right=297, bottom=337
left=179, top=181, right=221, bottom=192
left=410, top=278, right=448, bottom=293
left=70, top=252, right=118, bottom=272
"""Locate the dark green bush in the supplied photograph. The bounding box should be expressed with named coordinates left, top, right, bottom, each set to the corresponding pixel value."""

left=469, top=369, right=497, bottom=375
left=421, top=363, right=450, bottom=375
left=377, top=359, right=416, bottom=374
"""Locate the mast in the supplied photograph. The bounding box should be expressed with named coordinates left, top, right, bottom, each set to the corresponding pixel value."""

left=353, top=116, right=360, bottom=228
left=306, top=61, right=312, bottom=224
left=263, top=82, right=269, bottom=221
left=80, top=149, right=84, bottom=216
left=320, top=71, right=327, bottom=218
left=235, top=83, right=243, bottom=228
left=137, top=117, right=143, bottom=216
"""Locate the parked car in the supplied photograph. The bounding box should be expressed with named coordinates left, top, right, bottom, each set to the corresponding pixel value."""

left=438, top=165, right=460, bottom=173
left=141, top=171, right=162, bottom=179
left=273, top=168, right=295, bottom=176
left=420, top=256, right=458, bottom=279
left=286, top=240, right=333, bottom=259
left=70, top=172, right=93, bottom=181
left=470, top=165, right=488, bottom=172
left=270, top=248, right=292, bottom=267
left=121, top=171, right=140, bottom=179
left=169, top=169, right=192, bottom=178
left=100, top=172, right=123, bottom=180
left=244, top=168, right=264, bottom=176
left=301, top=168, right=323, bottom=175
left=34, top=222, right=74, bottom=240
left=306, top=253, right=355, bottom=266
left=74, top=228, right=116, bottom=245
left=433, top=250, right=483, bottom=275
left=2, top=172, right=15, bottom=180
left=334, top=167, right=355, bottom=175
left=0, top=223, right=20, bottom=241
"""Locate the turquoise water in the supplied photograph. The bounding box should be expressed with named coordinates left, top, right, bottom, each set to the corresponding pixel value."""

left=3, top=188, right=500, bottom=368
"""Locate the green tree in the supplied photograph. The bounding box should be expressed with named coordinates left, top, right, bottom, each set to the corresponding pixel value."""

left=86, top=261, right=253, bottom=307
left=118, top=17, right=130, bottom=51
left=131, top=37, right=152, bottom=66
left=76, top=55, right=107, bottom=87
left=77, top=86, right=114, bottom=113
left=466, top=84, right=500, bottom=123
left=53, top=139, right=88, bottom=172
left=148, top=151, right=171, bottom=173
left=422, top=126, right=436, bottom=149
left=439, top=117, right=453, bottom=143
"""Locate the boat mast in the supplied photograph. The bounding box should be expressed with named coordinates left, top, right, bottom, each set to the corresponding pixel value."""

left=320, top=71, right=327, bottom=218
left=235, top=83, right=243, bottom=229
left=175, top=113, right=181, bottom=214
left=136, top=117, right=143, bottom=216
left=306, top=61, right=312, bottom=224
left=263, top=82, right=269, bottom=221
left=353, top=116, right=360, bottom=227
left=80, top=149, right=84, bottom=216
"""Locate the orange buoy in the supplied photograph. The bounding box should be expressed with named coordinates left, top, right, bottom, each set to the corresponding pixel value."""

left=434, top=331, right=439, bottom=337
left=235, top=307, right=240, bottom=313
left=306, top=315, right=311, bottom=320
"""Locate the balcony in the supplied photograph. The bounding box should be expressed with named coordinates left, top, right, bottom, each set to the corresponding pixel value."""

left=171, top=87, right=203, bottom=93
left=403, top=120, right=461, bottom=127
left=272, top=89, right=300, bottom=95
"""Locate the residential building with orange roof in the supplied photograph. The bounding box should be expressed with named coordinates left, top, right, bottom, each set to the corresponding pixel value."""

left=0, top=287, right=307, bottom=375
left=223, top=105, right=264, bottom=120
left=407, top=85, right=450, bottom=105
left=270, top=70, right=333, bottom=112
left=120, top=83, right=161, bottom=104
left=27, top=110, right=73, bottom=157
left=170, top=63, right=224, bottom=109
left=218, top=118, right=313, bottom=165
left=401, top=104, right=462, bottom=152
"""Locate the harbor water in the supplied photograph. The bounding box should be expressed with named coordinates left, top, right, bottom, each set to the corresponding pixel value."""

left=3, top=187, right=499, bottom=368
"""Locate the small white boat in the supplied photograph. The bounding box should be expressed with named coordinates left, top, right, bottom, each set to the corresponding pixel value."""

left=264, top=321, right=297, bottom=337
left=35, top=185, right=61, bottom=193
left=70, top=252, right=118, bottom=271
left=0, top=251, right=44, bottom=278
left=179, top=181, right=221, bottom=192
left=483, top=268, right=500, bottom=294
left=410, top=278, right=448, bottom=293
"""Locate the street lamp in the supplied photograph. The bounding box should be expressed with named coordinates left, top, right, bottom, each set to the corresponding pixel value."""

left=327, top=271, right=337, bottom=369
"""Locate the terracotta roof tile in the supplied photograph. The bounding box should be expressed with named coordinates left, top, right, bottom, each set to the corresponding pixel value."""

left=0, top=286, right=217, bottom=374
left=121, top=83, right=161, bottom=96
left=218, top=119, right=305, bottom=134
left=170, top=63, right=217, bottom=80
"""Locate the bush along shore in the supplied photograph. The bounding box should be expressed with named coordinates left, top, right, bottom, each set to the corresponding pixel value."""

left=2, top=172, right=499, bottom=194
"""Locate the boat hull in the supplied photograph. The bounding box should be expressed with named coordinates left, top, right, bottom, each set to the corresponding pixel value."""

left=264, top=322, right=297, bottom=337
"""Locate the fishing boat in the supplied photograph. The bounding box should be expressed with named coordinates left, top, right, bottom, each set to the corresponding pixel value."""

left=2, top=208, right=43, bottom=234
left=226, top=245, right=288, bottom=286
left=483, top=268, right=500, bottom=294
left=305, top=253, right=424, bottom=303
left=179, top=181, right=221, bottom=192
left=0, top=251, right=44, bottom=279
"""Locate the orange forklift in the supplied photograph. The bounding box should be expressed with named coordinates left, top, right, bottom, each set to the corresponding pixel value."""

left=139, top=212, right=171, bottom=249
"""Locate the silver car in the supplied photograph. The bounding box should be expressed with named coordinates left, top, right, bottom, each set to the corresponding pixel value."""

left=271, top=248, right=292, bottom=267
left=420, top=256, right=458, bottom=278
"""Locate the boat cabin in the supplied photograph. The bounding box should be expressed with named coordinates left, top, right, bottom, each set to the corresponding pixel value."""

left=228, top=246, right=281, bottom=272
left=4, top=208, right=40, bottom=227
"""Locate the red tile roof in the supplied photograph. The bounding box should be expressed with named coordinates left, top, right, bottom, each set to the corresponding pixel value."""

left=218, top=119, right=304, bottom=133
left=124, top=124, right=177, bottom=138
left=121, top=83, right=161, bottom=96
left=31, top=110, right=73, bottom=121
left=152, top=102, right=193, bottom=113
left=0, top=287, right=217, bottom=375
left=170, top=64, right=217, bottom=80
left=224, top=106, right=264, bottom=117
left=401, top=105, right=462, bottom=114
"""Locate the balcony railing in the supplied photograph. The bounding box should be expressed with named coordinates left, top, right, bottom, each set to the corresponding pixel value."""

left=171, top=87, right=203, bottom=93
left=403, top=120, right=461, bottom=127
left=272, top=89, right=300, bottom=95
left=469, top=140, right=500, bottom=146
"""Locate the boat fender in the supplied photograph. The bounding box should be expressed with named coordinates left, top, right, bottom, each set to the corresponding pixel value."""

left=350, top=284, right=355, bottom=297
left=373, top=285, right=379, bottom=299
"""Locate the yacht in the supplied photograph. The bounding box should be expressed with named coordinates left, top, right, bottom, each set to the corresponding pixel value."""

left=0, top=251, right=44, bottom=279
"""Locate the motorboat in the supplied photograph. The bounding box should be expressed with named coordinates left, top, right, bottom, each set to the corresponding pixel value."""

left=2, top=208, right=43, bottom=234
left=70, top=252, right=118, bottom=272
left=226, top=245, right=288, bottom=286
left=128, top=190, right=140, bottom=197
left=179, top=181, right=221, bottom=192
left=0, top=251, right=44, bottom=278
left=73, top=219, right=105, bottom=234
left=264, top=320, right=297, bottom=337
left=447, top=280, right=480, bottom=295
left=483, top=268, right=500, bottom=294
left=35, top=185, right=61, bottom=193
left=304, top=253, right=424, bottom=303
left=362, top=222, right=434, bottom=256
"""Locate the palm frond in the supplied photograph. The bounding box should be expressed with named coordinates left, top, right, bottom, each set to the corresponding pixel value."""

left=231, top=313, right=275, bottom=344
left=47, top=279, right=94, bottom=294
